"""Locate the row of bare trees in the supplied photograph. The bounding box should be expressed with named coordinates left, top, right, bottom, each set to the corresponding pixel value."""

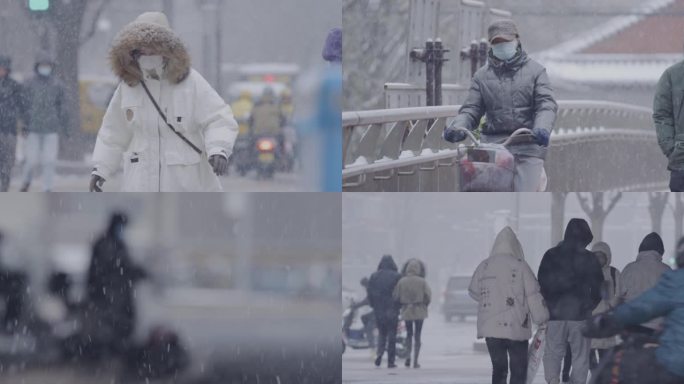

left=551, top=192, right=684, bottom=250
left=20, top=0, right=111, bottom=157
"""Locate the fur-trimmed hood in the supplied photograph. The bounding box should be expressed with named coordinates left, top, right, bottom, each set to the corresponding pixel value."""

left=109, top=12, right=190, bottom=87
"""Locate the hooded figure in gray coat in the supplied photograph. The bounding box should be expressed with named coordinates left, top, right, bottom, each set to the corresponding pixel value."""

left=443, top=19, right=558, bottom=192
left=619, top=232, right=672, bottom=331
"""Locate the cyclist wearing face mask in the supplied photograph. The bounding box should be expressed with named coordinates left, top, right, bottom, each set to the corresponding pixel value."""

left=443, top=19, right=558, bottom=192
left=20, top=53, right=68, bottom=192
left=91, top=12, right=238, bottom=192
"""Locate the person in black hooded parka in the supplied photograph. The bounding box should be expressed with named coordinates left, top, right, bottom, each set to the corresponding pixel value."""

left=367, top=254, right=401, bottom=368
left=84, top=212, right=148, bottom=355
left=538, top=218, right=604, bottom=384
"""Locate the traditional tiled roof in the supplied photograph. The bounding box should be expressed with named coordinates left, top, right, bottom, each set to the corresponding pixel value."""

left=536, top=0, right=683, bottom=85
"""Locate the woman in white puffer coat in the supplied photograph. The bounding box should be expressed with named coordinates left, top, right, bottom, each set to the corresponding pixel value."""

left=469, top=226, right=549, bottom=384
left=90, top=12, right=238, bottom=192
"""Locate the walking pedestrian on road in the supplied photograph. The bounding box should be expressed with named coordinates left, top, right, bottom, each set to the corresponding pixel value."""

left=367, top=254, right=401, bottom=368
left=393, top=258, right=431, bottom=368
left=20, top=53, right=68, bottom=192
left=537, top=218, right=604, bottom=384
left=91, top=12, right=238, bottom=192
left=0, top=55, right=25, bottom=192
left=618, top=232, right=671, bottom=334
left=469, top=227, right=549, bottom=384
left=442, top=19, right=557, bottom=191
left=588, top=241, right=621, bottom=371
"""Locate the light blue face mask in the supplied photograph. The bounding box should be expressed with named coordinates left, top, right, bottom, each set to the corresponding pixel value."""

left=491, top=40, right=518, bottom=61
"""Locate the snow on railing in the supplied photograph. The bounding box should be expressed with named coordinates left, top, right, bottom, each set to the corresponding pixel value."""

left=342, top=100, right=667, bottom=191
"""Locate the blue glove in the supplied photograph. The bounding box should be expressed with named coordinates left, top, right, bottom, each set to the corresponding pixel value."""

left=532, top=128, right=550, bottom=147
left=443, top=127, right=468, bottom=143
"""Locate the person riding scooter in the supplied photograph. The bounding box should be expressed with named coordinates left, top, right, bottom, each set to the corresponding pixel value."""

left=583, top=237, right=684, bottom=384
left=351, top=277, right=376, bottom=348
left=250, top=88, right=286, bottom=170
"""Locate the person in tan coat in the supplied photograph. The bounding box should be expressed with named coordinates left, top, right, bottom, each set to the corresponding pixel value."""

left=470, top=227, right=549, bottom=384
left=393, top=258, right=431, bottom=368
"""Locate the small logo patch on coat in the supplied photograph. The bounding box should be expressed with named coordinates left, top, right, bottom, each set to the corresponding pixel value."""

left=126, top=109, right=135, bottom=122
left=506, top=297, right=514, bottom=306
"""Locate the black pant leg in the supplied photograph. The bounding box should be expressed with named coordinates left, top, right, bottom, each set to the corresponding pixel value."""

left=376, top=320, right=388, bottom=360
left=414, top=319, right=423, bottom=347
left=508, top=339, right=529, bottom=384
left=485, top=337, right=509, bottom=384
left=404, top=320, right=414, bottom=360
left=670, top=171, right=684, bottom=192
left=386, top=317, right=398, bottom=365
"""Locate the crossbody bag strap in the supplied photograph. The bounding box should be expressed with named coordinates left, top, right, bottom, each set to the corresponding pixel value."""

left=140, top=79, right=203, bottom=155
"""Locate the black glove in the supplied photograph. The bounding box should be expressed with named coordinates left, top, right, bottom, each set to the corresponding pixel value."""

left=443, top=127, right=468, bottom=143
left=89, top=174, right=105, bottom=192
left=582, top=312, right=622, bottom=339
left=209, top=155, right=229, bottom=176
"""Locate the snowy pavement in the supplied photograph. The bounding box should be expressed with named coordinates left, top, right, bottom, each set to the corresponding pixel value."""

left=343, top=314, right=547, bottom=384
left=7, top=170, right=304, bottom=192
left=0, top=290, right=339, bottom=384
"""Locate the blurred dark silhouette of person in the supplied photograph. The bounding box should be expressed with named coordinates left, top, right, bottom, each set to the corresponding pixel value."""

left=85, top=212, right=147, bottom=354
left=351, top=276, right=376, bottom=348
left=0, top=231, right=27, bottom=333
left=0, top=55, right=25, bottom=192
left=367, top=254, right=401, bottom=368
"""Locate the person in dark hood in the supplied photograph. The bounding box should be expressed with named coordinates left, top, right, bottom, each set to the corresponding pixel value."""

left=367, top=254, right=401, bottom=368
left=85, top=212, right=148, bottom=354
left=538, top=218, right=604, bottom=384
left=443, top=19, right=557, bottom=192
left=20, top=53, right=68, bottom=192
left=0, top=55, right=25, bottom=192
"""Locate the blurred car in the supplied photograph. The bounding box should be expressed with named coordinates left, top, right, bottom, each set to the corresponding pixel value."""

left=79, top=77, right=117, bottom=136
left=442, top=275, right=477, bottom=322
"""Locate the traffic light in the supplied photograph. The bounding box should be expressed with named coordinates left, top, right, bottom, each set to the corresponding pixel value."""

left=28, top=0, right=50, bottom=11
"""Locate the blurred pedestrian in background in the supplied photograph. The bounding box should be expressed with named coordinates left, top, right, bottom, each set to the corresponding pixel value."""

left=85, top=212, right=148, bottom=355
left=20, top=53, right=68, bottom=192
left=0, top=55, right=25, bottom=192
left=394, top=258, right=431, bottom=369
left=367, top=254, right=401, bottom=368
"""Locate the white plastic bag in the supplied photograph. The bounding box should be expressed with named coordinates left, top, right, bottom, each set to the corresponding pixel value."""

left=527, top=326, right=546, bottom=384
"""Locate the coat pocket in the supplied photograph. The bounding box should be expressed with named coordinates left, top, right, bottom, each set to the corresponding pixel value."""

left=669, top=141, right=684, bottom=169
left=122, top=150, right=148, bottom=192
left=172, top=90, right=193, bottom=133
left=120, top=86, right=144, bottom=129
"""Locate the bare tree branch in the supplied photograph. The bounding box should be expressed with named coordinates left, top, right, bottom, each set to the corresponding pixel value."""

left=604, top=192, right=622, bottom=216
left=576, top=192, right=592, bottom=216
left=79, top=0, right=111, bottom=46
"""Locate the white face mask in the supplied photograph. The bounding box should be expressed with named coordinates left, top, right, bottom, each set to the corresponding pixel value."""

left=37, top=65, right=53, bottom=77
left=137, top=55, right=164, bottom=72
